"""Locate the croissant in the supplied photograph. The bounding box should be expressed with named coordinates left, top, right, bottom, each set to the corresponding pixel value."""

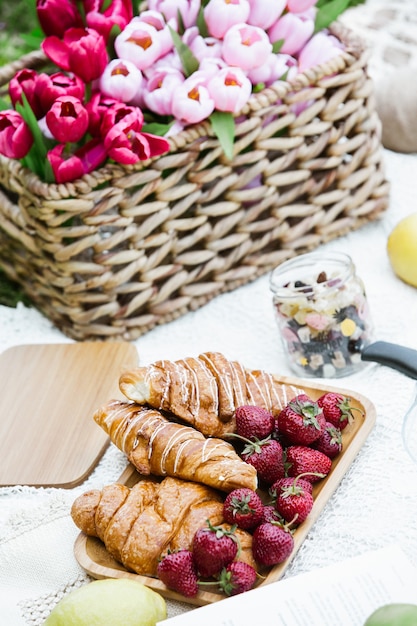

left=119, top=351, right=302, bottom=437
left=71, top=477, right=256, bottom=576
left=94, top=399, right=258, bottom=492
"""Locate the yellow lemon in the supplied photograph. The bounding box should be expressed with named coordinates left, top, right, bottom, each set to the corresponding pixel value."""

left=387, top=213, right=417, bottom=287
left=42, top=578, right=167, bottom=626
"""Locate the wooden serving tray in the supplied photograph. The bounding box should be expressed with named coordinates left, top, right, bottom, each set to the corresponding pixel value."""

left=74, top=375, right=376, bottom=606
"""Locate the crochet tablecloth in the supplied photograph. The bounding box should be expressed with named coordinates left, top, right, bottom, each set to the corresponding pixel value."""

left=2, top=2, right=417, bottom=622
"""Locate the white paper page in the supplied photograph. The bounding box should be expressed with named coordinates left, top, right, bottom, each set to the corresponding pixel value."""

left=158, top=545, right=417, bottom=626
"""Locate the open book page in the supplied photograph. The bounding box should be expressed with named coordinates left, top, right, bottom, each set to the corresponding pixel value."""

left=158, top=545, right=417, bottom=626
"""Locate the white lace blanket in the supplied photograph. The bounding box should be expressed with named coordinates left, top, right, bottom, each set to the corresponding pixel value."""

left=2, top=146, right=417, bottom=625
left=2, top=5, right=417, bottom=619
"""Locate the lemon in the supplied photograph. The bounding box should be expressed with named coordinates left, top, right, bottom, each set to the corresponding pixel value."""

left=364, top=603, right=417, bottom=625
left=42, top=578, right=167, bottom=626
left=387, top=213, right=417, bottom=287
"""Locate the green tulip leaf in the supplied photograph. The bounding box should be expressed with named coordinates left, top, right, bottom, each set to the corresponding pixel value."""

left=142, top=122, right=174, bottom=136
left=196, top=6, right=209, bottom=38
left=15, top=94, right=54, bottom=182
left=314, top=0, right=350, bottom=32
left=169, top=26, right=199, bottom=77
left=272, top=39, right=285, bottom=53
left=209, top=111, right=235, bottom=161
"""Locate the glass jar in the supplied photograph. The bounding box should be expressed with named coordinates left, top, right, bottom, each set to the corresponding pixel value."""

left=270, top=251, right=374, bottom=378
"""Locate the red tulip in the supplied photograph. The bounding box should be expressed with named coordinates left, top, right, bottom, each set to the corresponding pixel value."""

left=85, top=0, right=133, bottom=42
left=0, top=110, right=33, bottom=159
left=8, top=69, right=43, bottom=119
left=36, top=0, right=83, bottom=37
left=100, top=102, right=144, bottom=136
left=42, top=27, right=109, bottom=83
left=101, top=103, right=170, bottom=164
left=85, top=92, right=120, bottom=137
left=46, top=96, right=89, bottom=143
left=35, top=72, right=85, bottom=114
left=48, top=139, right=108, bottom=183
left=47, top=143, right=85, bottom=183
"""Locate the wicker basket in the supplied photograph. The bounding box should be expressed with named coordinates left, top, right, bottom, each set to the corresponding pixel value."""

left=0, top=23, right=389, bottom=341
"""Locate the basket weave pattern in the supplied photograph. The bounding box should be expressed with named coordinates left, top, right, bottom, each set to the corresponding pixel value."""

left=0, top=24, right=389, bottom=341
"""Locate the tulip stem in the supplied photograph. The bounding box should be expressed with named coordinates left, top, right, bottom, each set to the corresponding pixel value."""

left=76, top=0, right=87, bottom=26
left=85, top=82, right=92, bottom=103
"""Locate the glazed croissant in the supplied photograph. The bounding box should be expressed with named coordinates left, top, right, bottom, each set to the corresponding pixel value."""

left=94, top=400, right=258, bottom=492
left=119, top=351, right=302, bottom=437
left=71, top=477, right=256, bottom=576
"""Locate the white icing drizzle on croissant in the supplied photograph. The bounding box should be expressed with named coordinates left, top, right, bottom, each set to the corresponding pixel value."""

left=94, top=400, right=258, bottom=492
left=119, top=352, right=304, bottom=438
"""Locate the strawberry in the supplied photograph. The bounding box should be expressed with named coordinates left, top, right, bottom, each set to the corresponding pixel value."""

left=313, top=421, right=342, bottom=458
left=157, top=550, right=199, bottom=597
left=285, top=446, right=332, bottom=482
left=260, top=505, right=284, bottom=525
left=192, top=521, right=238, bottom=578
left=277, top=394, right=326, bottom=445
left=317, top=392, right=359, bottom=430
left=269, top=476, right=313, bottom=497
left=241, top=436, right=285, bottom=486
left=217, top=561, right=257, bottom=596
left=223, top=488, right=264, bottom=530
left=252, top=521, right=294, bottom=567
left=273, top=477, right=314, bottom=525
left=235, top=405, right=274, bottom=440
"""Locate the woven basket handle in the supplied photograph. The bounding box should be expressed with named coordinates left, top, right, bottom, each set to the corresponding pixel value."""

left=0, top=50, right=47, bottom=87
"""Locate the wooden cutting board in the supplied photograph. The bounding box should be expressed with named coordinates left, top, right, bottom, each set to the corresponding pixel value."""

left=0, top=342, right=138, bottom=488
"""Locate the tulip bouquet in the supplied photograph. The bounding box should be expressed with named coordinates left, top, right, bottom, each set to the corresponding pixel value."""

left=0, top=0, right=362, bottom=185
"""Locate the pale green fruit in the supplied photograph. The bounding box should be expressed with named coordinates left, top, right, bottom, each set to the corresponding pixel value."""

left=364, top=603, right=417, bottom=625
left=387, top=213, right=417, bottom=288
left=42, top=578, right=167, bottom=626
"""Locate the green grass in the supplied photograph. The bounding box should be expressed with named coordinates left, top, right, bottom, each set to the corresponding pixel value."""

left=0, top=1, right=39, bottom=65
left=0, top=1, right=38, bottom=307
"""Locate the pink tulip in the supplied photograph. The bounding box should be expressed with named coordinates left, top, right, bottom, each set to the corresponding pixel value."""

left=133, top=11, right=175, bottom=56
left=207, top=67, right=252, bottom=113
left=8, top=69, right=43, bottom=119
left=298, top=31, right=344, bottom=72
left=101, top=104, right=170, bottom=164
left=85, top=0, right=133, bottom=42
left=145, top=50, right=183, bottom=76
left=42, top=27, right=109, bottom=83
left=248, top=52, right=297, bottom=87
left=146, top=0, right=200, bottom=29
left=247, top=0, right=286, bottom=29
left=143, top=68, right=185, bottom=116
left=183, top=27, right=223, bottom=62
left=198, top=57, right=227, bottom=78
left=36, top=0, right=83, bottom=37
left=287, top=0, right=318, bottom=13
left=35, top=72, right=85, bottom=114
left=46, top=96, right=89, bottom=144
left=0, top=110, right=33, bottom=159
left=100, top=59, right=143, bottom=103
left=204, top=0, right=250, bottom=39
left=114, top=21, right=162, bottom=71
left=222, top=23, right=272, bottom=71
left=268, top=12, right=315, bottom=56
left=171, top=75, right=215, bottom=125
